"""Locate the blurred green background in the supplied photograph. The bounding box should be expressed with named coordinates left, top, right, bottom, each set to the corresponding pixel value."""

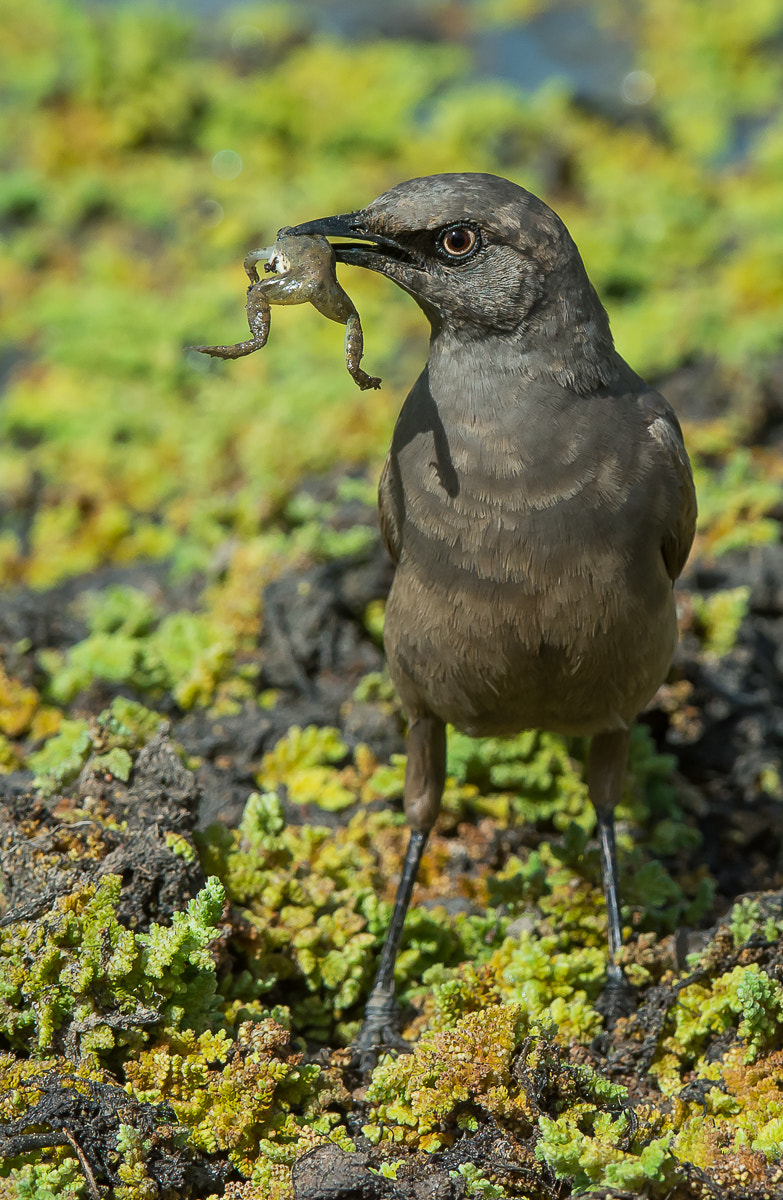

left=1, top=0, right=782, bottom=596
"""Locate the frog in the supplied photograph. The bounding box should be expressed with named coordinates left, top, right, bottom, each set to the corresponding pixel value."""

left=193, top=231, right=381, bottom=391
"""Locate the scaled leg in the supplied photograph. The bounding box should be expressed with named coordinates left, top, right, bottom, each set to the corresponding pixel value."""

left=356, top=714, right=446, bottom=1065
left=588, top=728, right=630, bottom=991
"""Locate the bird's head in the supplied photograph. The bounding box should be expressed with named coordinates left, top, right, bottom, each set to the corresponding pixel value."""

left=287, top=172, right=616, bottom=390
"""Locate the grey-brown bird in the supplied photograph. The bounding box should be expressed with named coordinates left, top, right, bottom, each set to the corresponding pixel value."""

left=290, top=172, right=696, bottom=1056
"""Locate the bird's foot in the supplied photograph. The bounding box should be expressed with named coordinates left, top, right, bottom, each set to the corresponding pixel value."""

left=595, top=962, right=635, bottom=1030
left=353, top=990, right=411, bottom=1076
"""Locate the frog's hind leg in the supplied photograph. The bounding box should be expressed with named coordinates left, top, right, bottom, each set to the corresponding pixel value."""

left=192, top=337, right=261, bottom=360
left=192, top=286, right=271, bottom=360
left=344, top=313, right=381, bottom=391
left=245, top=283, right=271, bottom=345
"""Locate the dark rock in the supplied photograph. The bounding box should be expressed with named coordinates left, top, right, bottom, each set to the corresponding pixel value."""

left=0, top=729, right=205, bottom=929
left=292, top=1144, right=399, bottom=1200
left=259, top=556, right=385, bottom=694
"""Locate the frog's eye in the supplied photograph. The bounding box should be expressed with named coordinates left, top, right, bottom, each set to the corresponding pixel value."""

left=438, top=225, right=480, bottom=260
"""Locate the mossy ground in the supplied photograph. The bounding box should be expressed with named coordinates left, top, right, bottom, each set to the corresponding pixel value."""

left=2, top=1, right=783, bottom=1197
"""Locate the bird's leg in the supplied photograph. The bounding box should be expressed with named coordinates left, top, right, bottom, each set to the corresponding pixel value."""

left=344, top=313, right=381, bottom=391
left=587, top=728, right=630, bottom=995
left=356, top=714, right=446, bottom=1067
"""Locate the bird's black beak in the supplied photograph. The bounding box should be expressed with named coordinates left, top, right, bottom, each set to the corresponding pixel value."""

left=282, top=211, right=409, bottom=269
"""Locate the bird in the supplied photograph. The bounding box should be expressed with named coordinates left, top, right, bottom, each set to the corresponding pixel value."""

left=289, top=172, right=697, bottom=1058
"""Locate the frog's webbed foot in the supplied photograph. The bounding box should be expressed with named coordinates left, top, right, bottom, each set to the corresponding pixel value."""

left=192, top=338, right=262, bottom=360
left=344, top=313, right=381, bottom=391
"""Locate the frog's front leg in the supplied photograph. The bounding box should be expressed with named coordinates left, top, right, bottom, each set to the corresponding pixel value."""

left=192, top=283, right=271, bottom=360
left=243, top=246, right=275, bottom=284
left=344, top=313, right=381, bottom=391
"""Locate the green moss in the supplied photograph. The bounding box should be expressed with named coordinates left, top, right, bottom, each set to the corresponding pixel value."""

left=124, top=1019, right=348, bottom=1179
left=81, top=584, right=159, bottom=637
left=442, top=725, right=705, bottom=943
left=653, top=962, right=783, bottom=1097
left=728, top=896, right=783, bottom=947
left=453, top=1162, right=507, bottom=1197
left=114, top=1123, right=158, bottom=1200
left=165, top=831, right=198, bottom=863
left=364, top=1014, right=626, bottom=1153
left=283, top=488, right=378, bottom=560
left=364, top=1005, right=533, bottom=1149
left=691, top=586, right=752, bottom=657
left=0, top=875, right=225, bottom=1058
left=445, top=728, right=590, bottom=830
left=97, top=696, right=163, bottom=749
left=693, top=449, right=783, bottom=558
left=0, top=666, right=44, bottom=740
left=199, top=792, right=385, bottom=1040
left=90, top=746, right=133, bottom=782
left=198, top=791, right=514, bottom=1044
left=363, top=598, right=387, bottom=644
left=497, top=929, right=605, bottom=1043
left=536, top=1114, right=677, bottom=1195
left=6, top=1156, right=88, bottom=1200
left=353, top=672, right=400, bottom=706
left=734, top=967, right=783, bottom=1062
left=0, top=733, right=22, bottom=773
left=28, top=718, right=92, bottom=798
left=39, top=611, right=237, bottom=710
left=663, top=1043, right=783, bottom=1173
left=26, top=696, right=164, bottom=796
left=256, top=726, right=354, bottom=811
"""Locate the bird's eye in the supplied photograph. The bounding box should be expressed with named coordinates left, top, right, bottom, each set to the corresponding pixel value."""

left=439, top=226, right=479, bottom=259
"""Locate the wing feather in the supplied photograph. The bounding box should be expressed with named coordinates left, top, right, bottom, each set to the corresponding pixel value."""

left=645, top=398, right=697, bottom=581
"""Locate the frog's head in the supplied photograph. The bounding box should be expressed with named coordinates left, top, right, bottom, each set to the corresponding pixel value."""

left=287, top=171, right=612, bottom=361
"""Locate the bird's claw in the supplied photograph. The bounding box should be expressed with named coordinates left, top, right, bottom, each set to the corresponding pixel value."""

left=353, top=991, right=411, bottom=1075
left=595, top=962, right=635, bottom=1028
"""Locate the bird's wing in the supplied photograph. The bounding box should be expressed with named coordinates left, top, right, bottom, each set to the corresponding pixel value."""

left=377, top=368, right=442, bottom=568
left=378, top=449, right=402, bottom=565
left=643, top=394, right=697, bottom=582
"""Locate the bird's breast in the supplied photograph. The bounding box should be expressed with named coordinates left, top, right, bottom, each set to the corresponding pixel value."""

left=388, top=397, right=654, bottom=592
left=378, top=386, right=679, bottom=736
